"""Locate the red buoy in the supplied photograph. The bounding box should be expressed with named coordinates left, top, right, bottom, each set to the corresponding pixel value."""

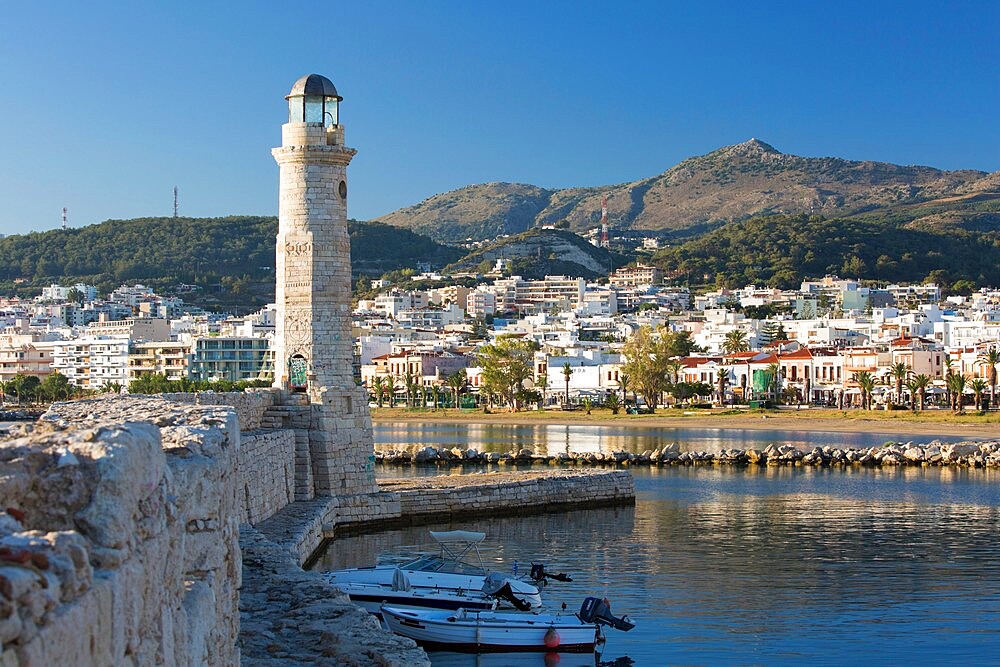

left=544, top=627, right=561, bottom=648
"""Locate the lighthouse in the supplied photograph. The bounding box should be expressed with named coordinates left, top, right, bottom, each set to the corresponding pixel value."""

left=272, top=74, right=377, bottom=496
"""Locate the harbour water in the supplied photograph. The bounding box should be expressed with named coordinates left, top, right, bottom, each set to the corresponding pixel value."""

left=373, top=421, right=966, bottom=457
left=313, top=424, right=1000, bottom=666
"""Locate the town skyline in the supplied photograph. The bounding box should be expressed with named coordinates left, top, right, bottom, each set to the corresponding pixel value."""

left=2, top=1, right=998, bottom=236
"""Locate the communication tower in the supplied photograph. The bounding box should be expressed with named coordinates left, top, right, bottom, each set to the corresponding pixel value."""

left=62, top=207, right=67, bottom=230
left=173, top=186, right=179, bottom=218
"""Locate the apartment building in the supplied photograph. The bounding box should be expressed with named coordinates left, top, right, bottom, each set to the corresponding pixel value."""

left=188, top=337, right=271, bottom=382
left=51, top=337, right=130, bottom=388
left=128, top=341, right=191, bottom=383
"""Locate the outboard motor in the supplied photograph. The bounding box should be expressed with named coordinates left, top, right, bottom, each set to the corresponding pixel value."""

left=579, top=597, right=635, bottom=632
left=530, top=562, right=573, bottom=583
left=482, top=573, right=532, bottom=611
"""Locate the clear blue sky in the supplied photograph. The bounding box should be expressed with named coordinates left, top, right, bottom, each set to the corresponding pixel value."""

left=1, top=1, right=997, bottom=236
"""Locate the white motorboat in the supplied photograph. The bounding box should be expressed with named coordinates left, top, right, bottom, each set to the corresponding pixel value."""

left=332, top=574, right=500, bottom=614
left=324, top=530, right=544, bottom=610
left=382, top=596, right=635, bottom=653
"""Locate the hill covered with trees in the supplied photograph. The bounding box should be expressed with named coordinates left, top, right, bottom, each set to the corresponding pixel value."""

left=0, top=216, right=463, bottom=310
left=653, top=203, right=1000, bottom=291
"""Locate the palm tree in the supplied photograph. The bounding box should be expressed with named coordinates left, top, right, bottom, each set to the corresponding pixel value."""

left=976, top=347, right=1000, bottom=409
left=605, top=392, right=621, bottom=415
left=665, top=360, right=683, bottom=385
left=385, top=375, right=397, bottom=408
left=766, top=362, right=782, bottom=403
left=716, top=366, right=729, bottom=406
left=371, top=376, right=386, bottom=408
left=403, top=371, right=419, bottom=409
left=619, top=372, right=630, bottom=407
left=853, top=371, right=876, bottom=410
left=562, top=363, right=572, bottom=405
left=722, top=330, right=750, bottom=354
left=943, top=354, right=956, bottom=408
left=946, top=373, right=967, bottom=412
left=886, top=362, right=912, bottom=408
left=909, top=373, right=931, bottom=412
left=536, top=374, right=548, bottom=408
left=446, top=369, right=466, bottom=410
left=970, top=378, right=988, bottom=412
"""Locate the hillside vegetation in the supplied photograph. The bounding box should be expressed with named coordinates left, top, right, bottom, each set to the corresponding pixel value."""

left=442, top=228, right=623, bottom=279
left=653, top=202, right=1000, bottom=290
left=0, top=216, right=462, bottom=310
left=375, top=139, right=997, bottom=245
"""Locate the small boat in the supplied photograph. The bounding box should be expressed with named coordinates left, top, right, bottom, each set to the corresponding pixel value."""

left=332, top=568, right=521, bottom=614
left=325, top=530, right=546, bottom=610
left=382, top=596, right=635, bottom=653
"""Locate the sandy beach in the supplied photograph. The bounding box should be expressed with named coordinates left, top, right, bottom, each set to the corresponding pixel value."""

left=372, top=407, right=1000, bottom=439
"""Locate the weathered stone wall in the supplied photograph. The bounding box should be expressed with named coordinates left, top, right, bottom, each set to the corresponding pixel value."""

left=0, top=397, right=241, bottom=665
left=159, top=390, right=276, bottom=432
left=374, top=470, right=635, bottom=526
left=239, top=430, right=296, bottom=525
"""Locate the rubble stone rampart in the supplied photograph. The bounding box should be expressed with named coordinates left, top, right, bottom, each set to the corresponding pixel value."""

left=159, top=390, right=277, bottom=432
left=0, top=396, right=241, bottom=665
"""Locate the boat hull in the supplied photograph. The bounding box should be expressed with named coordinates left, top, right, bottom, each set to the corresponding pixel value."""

left=382, top=607, right=599, bottom=653
left=337, top=583, right=498, bottom=615
left=324, top=566, right=542, bottom=609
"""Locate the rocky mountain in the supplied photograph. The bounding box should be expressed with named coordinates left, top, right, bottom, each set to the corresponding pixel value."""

left=443, top=228, right=619, bottom=280
left=375, top=140, right=996, bottom=244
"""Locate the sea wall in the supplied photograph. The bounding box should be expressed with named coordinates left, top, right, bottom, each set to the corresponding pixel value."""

left=373, top=470, right=635, bottom=527
left=378, top=440, right=1000, bottom=468
left=0, top=397, right=241, bottom=666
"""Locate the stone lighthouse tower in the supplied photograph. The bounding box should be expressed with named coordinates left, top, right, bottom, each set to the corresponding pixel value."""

left=272, top=74, right=377, bottom=497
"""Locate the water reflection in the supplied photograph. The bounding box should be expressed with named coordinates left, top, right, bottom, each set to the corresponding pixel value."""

left=375, top=422, right=965, bottom=457
left=316, top=464, right=1000, bottom=666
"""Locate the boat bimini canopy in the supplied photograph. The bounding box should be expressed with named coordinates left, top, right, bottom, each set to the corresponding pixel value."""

left=428, top=530, right=487, bottom=572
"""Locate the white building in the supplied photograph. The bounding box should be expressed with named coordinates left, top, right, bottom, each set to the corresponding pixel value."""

left=52, top=337, right=131, bottom=388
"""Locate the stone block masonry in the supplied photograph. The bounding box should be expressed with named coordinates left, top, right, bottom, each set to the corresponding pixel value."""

left=372, top=470, right=636, bottom=529
left=1, top=397, right=242, bottom=665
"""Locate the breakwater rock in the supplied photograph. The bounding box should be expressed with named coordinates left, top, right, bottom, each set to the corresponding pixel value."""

left=377, top=440, right=1000, bottom=468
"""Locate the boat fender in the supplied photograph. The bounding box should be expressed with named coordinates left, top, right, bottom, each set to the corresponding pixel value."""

left=544, top=627, right=561, bottom=648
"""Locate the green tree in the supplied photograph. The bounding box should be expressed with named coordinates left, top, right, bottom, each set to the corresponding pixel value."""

left=536, top=374, right=548, bottom=408
left=853, top=371, right=876, bottom=410
left=946, top=372, right=967, bottom=412
left=970, top=378, right=988, bottom=412
left=40, top=371, right=71, bottom=402
left=976, top=347, right=1000, bottom=409
left=618, top=371, right=631, bottom=407
left=371, top=376, right=386, bottom=408
left=886, top=362, right=912, bottom=407
left=621, top=325, right=673, bottom=412
left=722, top=330, right=750, bottom=354
left=908, top=374, right=931, bottom=412
left=476, top=336, right=539, bottom=411
left=562, top=363, right=573, bottom=405
left=385, top=375, right=397, bottom=407
left=446, top=369, right=467, bottom=409
left=604, top=391, right=620, bottom=415
left=403, top=371, right=419, bottom=409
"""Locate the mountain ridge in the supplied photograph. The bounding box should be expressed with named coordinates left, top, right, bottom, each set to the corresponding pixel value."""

left=375, top=140, right=995, bottom=244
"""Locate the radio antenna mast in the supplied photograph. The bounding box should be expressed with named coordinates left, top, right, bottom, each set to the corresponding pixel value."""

left=173, top=186, right=179, bottom=218
left=62, top=207, right=67, bottom=230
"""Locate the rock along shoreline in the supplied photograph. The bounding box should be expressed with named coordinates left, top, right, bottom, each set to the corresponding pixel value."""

left=377, top=440, right=1000, bottom=468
